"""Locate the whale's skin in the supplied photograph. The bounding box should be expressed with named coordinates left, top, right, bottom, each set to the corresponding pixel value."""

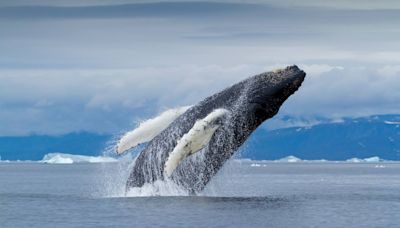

left=126, top=65, right=306, bottom=193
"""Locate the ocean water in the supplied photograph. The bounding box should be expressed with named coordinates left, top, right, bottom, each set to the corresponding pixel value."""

left=1, top=161, right=400, bottom=227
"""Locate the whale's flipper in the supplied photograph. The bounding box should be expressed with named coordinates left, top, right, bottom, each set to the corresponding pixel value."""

left=164, top=109, right=229, bottom=177
left=117, top=106, right=191, bottom=155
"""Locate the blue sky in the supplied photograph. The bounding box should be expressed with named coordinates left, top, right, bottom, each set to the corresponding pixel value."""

left=1, top=0, right=400, bottom=136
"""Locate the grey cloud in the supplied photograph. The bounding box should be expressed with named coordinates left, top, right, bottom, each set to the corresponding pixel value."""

left=1, top=1, right=400, bottom=135
left=1, top=2, right=399, bottom=28
left=0, top=66, right=260, bottom=135
left=1, top=0, right=400, bottom=10
left=280, top=66, right=400, bottom=117
left=1, top=64, right=400, bottom=136
left=1, top=2, right=400, bottom=69
left=0, top=2, right=262, bottom=20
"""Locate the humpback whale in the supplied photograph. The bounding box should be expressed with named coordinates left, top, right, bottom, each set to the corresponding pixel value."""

left=117, top=65, right=306, bottom=194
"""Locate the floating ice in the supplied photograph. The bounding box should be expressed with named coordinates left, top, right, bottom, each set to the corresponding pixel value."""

left=364, top=156, right=382, bottom=162
left=346, top=158, right=363, bottom=163
left=276, top=155, right=302, bottom=163
left=41, top=153, right=117, bottom=164
left=384, top=121, right=400, bottom=125
left=235, top=156, right=393, bottom=163
left=0, top=155, right=10, bottom=163
left=346, top=156, right=383, bottom=163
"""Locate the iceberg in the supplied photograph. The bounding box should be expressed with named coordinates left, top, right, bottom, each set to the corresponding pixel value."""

left=346, top=156, right=383, bottom=163
left=276, top=155, right=302, bottom=163
left=384, top=121, right=400, bottom=125
left=345, top=158, right=363, bottom=163
left=363, top=156, right=382, bottom=162
left=0, top=156, right=10, bottom=163
left=40, top=153, right=117, bottom=164
left=250, top=163, right=261, bottom=167
left=236, top=156, right=326, bottom=163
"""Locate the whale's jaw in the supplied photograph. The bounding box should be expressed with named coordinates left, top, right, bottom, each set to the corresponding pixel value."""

left=124, top=65, right=306, bottom=194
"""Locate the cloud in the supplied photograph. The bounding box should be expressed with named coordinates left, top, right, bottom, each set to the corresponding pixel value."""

left=377, top=65, right=400, bottom=76
left=0, top=2, right=262, bottom=20
left=1, top=2, right=400, bottom=69
left=1, top=64, right=400, bottom=135
left=0, top=65, right=264, bottom=135
left=280, top=65, right=400, bottom=117
left=1, top=1, right=400, bottom=135
left=1, top=0, right=400, bottom=10
left=299, top=64, right=344, bottom=75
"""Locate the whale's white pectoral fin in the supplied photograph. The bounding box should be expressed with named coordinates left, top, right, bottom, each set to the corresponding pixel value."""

left=164, top=108, right=230, bottom=177
left=116, top=106, right=192, bottom=155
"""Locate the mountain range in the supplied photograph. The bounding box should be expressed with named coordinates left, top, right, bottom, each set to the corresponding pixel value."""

left=244, top=114, right=400, bottom=160
left=1, top=114, right=399, bottom=161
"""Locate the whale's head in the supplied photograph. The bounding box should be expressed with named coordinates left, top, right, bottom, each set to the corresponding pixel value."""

left=240, top=65, right=306, bottom=126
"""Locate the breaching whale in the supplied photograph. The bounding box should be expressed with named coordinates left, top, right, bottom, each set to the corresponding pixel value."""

left=117, top=65, right=306, bottom=194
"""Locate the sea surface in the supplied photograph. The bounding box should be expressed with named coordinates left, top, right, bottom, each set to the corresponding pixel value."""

left=1, top=161, right=400, bottom=227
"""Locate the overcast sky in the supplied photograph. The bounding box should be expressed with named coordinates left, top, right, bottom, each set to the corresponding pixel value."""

left=1, top=0, right=400, bottom=136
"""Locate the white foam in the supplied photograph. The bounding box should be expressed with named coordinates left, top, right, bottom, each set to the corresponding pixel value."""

left=116, top=106, right=191, bottom=155
left=40, top=153, right=117, bottom=164
left=125, top=180, right=189, bottom=197
left=164, top=108, right=230, bottom=177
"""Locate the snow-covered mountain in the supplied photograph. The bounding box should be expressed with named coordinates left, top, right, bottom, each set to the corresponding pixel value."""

left=0, top=115, right=399, bottom=161
left=243, top=114, right=400, bottom=160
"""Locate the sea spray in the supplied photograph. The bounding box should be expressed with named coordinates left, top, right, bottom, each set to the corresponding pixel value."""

left=126, top=179, right=188, bottom=197
left=94, top=135, right=134, bottom=197
left=96, top=153, right=136, bottom=197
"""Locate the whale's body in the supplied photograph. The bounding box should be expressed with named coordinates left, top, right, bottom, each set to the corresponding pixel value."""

left=122, top=65, right=306, bottom=194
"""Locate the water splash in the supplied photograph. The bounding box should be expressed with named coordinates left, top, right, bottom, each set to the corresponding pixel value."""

left=126, top=180, right=189, bottom=197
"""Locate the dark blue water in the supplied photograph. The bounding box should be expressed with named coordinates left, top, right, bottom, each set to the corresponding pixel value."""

left=1, top=161, right=399, bottom=227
